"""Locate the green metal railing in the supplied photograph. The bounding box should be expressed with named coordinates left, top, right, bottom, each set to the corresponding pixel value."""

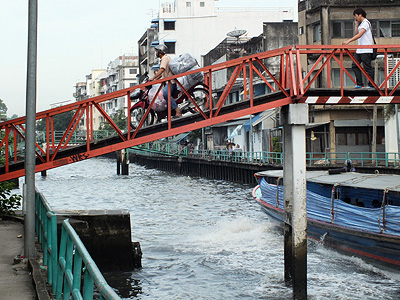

left=34, top=190, right=121, bottom=299
left=56, top=219, right=120, bottom=300
left=35, top=191, right=58, bottom=294
left=132, top=142, right=400, bottom=167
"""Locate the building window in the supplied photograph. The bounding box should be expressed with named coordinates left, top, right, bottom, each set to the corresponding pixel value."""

left=374, top=20, right=400, bottom=37
left=165, top=41, right=176, bottom=54
left=299, top=26, right=304, bottom=35
left=186, top=2, right=191, bottom=7
left=313, top=23, right=321, bottom=42
left=129, top=68, right=137, bottom=74
left=332, top=68, right=355, bottom=88
left=332, top=21, right=353, bottom=38
left=200, top=1, right=205, bottom=7
left=164, top=21, right=175, bottom=30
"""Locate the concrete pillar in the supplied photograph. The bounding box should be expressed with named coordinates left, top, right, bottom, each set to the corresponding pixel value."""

left=329, top=120, right=336, bottom=161
left=372, top=106, right=378, bottom=163
left=281, top=103, right=308, bottom=300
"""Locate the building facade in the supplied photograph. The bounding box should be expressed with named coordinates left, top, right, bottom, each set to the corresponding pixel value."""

left=138, top=0, right=294, bottom=79
left=296, top=0, right=400, bottom=157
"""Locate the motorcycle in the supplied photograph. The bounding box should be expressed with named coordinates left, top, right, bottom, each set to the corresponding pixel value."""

left=129, top=72, right=209, bottom=130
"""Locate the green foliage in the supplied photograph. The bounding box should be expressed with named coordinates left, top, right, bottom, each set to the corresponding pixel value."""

left=0, top=98, right=7, bottom=119
left=272, top=137, right=281, bottom=152
left=100, top=109, right=127, bottom=131
left=188, top=129, right=202, bottom=143
left=36, top=110, right=76, bottom=131
left=0, top=181, right=22, bottom=215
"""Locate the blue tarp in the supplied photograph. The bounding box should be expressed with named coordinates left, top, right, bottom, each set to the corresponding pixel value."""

left=259, top=177, right=400, bottom=236
left=243, top=113, right=262, bottom=132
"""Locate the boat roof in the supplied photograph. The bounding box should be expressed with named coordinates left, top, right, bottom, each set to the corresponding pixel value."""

left=255, top=170, right=400, bottom=192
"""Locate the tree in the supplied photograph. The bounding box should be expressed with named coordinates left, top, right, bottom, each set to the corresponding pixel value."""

left=0, top=181, right=22, bottom=215
left=99, top=109, right=127, bottom=131
left=0, top=99, right=8, bottom=119
left=36, top=110, right=76, bottom=131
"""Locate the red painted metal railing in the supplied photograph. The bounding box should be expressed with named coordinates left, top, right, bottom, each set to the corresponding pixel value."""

left=0, top=46, right=295, bottom=181
left=2, top=45, right=400, bottom=181
left=295, top=45, right=400, bottom=104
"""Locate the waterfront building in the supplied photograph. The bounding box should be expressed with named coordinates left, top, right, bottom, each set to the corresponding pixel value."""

left=297, top=0, right=400, bottom=157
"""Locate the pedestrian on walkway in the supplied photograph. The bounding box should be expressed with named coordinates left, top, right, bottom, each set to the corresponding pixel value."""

left=342, top=8, right=374, bottom=88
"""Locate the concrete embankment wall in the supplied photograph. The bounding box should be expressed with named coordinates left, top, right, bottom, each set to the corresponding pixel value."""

left=55, top=210, right=142, bottom=272
left=123, top=152, right=400, bottom=182
left=128, top=152, right=281, bottom=184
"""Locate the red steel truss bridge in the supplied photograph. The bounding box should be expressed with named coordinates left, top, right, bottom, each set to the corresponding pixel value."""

left=1, top=45, right=400, bottom=182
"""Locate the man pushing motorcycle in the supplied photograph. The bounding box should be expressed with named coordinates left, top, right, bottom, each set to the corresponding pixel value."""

left=150, top=44, right=183, bottom=117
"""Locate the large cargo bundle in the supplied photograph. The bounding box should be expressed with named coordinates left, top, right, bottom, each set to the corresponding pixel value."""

left=170, top=53, right=198, bottom=74
left=176, top=67, right=204, bottom=91
left=147, top=84, right=167, bottom=112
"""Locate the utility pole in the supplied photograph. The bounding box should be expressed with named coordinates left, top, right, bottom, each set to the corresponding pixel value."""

left=24, top=0, right=38, bottom=258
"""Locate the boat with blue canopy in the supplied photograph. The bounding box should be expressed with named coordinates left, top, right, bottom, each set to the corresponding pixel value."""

left=253, top=170, right=400, bottom=268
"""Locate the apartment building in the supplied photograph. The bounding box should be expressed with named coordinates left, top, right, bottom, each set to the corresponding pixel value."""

left=138, top=0, right=294, bottom=79
left=75, top=55, right=139, bottom=130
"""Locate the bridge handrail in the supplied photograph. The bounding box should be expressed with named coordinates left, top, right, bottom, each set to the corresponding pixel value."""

left=295, top=44, right=400, bottom=96
left=2, top=45, right=400, bottom=182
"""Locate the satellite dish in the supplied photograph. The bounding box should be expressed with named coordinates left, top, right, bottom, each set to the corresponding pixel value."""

left=227, top=29, right=247, bottom=38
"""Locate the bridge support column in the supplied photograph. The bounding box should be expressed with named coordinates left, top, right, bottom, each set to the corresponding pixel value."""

left=117, top=149, right=129, bottom=176
left=281, top=104, right=308, bottom=300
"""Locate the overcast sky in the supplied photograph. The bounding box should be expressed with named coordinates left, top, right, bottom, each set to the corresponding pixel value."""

left=0, top=0, right=297, bottom=117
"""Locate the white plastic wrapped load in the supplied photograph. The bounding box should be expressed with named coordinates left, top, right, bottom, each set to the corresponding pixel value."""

left=177, top=66, right=204, bottom=91
left=147, top=84, right=167, bottom=112
left=170, top=53, right=198, bottom=75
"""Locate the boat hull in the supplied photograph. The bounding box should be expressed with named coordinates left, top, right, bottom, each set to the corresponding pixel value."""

left=253, top=185, right=400, bottom=268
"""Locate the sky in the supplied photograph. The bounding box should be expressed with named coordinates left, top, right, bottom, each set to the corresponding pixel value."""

left=0, top=0, right=297, bottom=118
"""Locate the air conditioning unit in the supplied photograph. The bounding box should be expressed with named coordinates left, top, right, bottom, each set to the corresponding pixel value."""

left=387, top=57, right=400, bottom=88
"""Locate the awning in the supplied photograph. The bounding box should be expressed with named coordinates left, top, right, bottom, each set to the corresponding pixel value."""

left=167, top=132, right=190, bottom=144
left=164, top=39, right=177, bottom=43
left=252, top=110, right=276, bottom=126
left=151, top=18, right=159, bottom=23
left=306, top=121, right=330, bottom=129
left=164, top=19, right=176, bottom=22
left=151, top=41, right=159, bottom=46
left=243, top=113, right=262, bottom=132
left=226, top=125, right=243, bottom=140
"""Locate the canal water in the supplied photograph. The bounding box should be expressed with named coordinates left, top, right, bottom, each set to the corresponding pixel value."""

left=29, top=157, right=400, bottom=299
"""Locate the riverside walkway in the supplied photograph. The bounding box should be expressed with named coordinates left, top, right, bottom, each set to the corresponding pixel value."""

left=0, top=217, right=37, bottom=300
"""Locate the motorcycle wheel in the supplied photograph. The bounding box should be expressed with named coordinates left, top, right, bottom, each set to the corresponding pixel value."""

left=130, top=106, right=154, bottom=130
left=188, top=87, right=209, bottom=113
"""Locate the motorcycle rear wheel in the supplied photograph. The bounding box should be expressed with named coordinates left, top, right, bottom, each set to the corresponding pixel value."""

left=130, top=106, right=155, bottom=130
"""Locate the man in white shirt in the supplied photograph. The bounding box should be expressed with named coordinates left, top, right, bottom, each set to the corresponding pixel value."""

left=342, top=8, right=374, bottom=88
